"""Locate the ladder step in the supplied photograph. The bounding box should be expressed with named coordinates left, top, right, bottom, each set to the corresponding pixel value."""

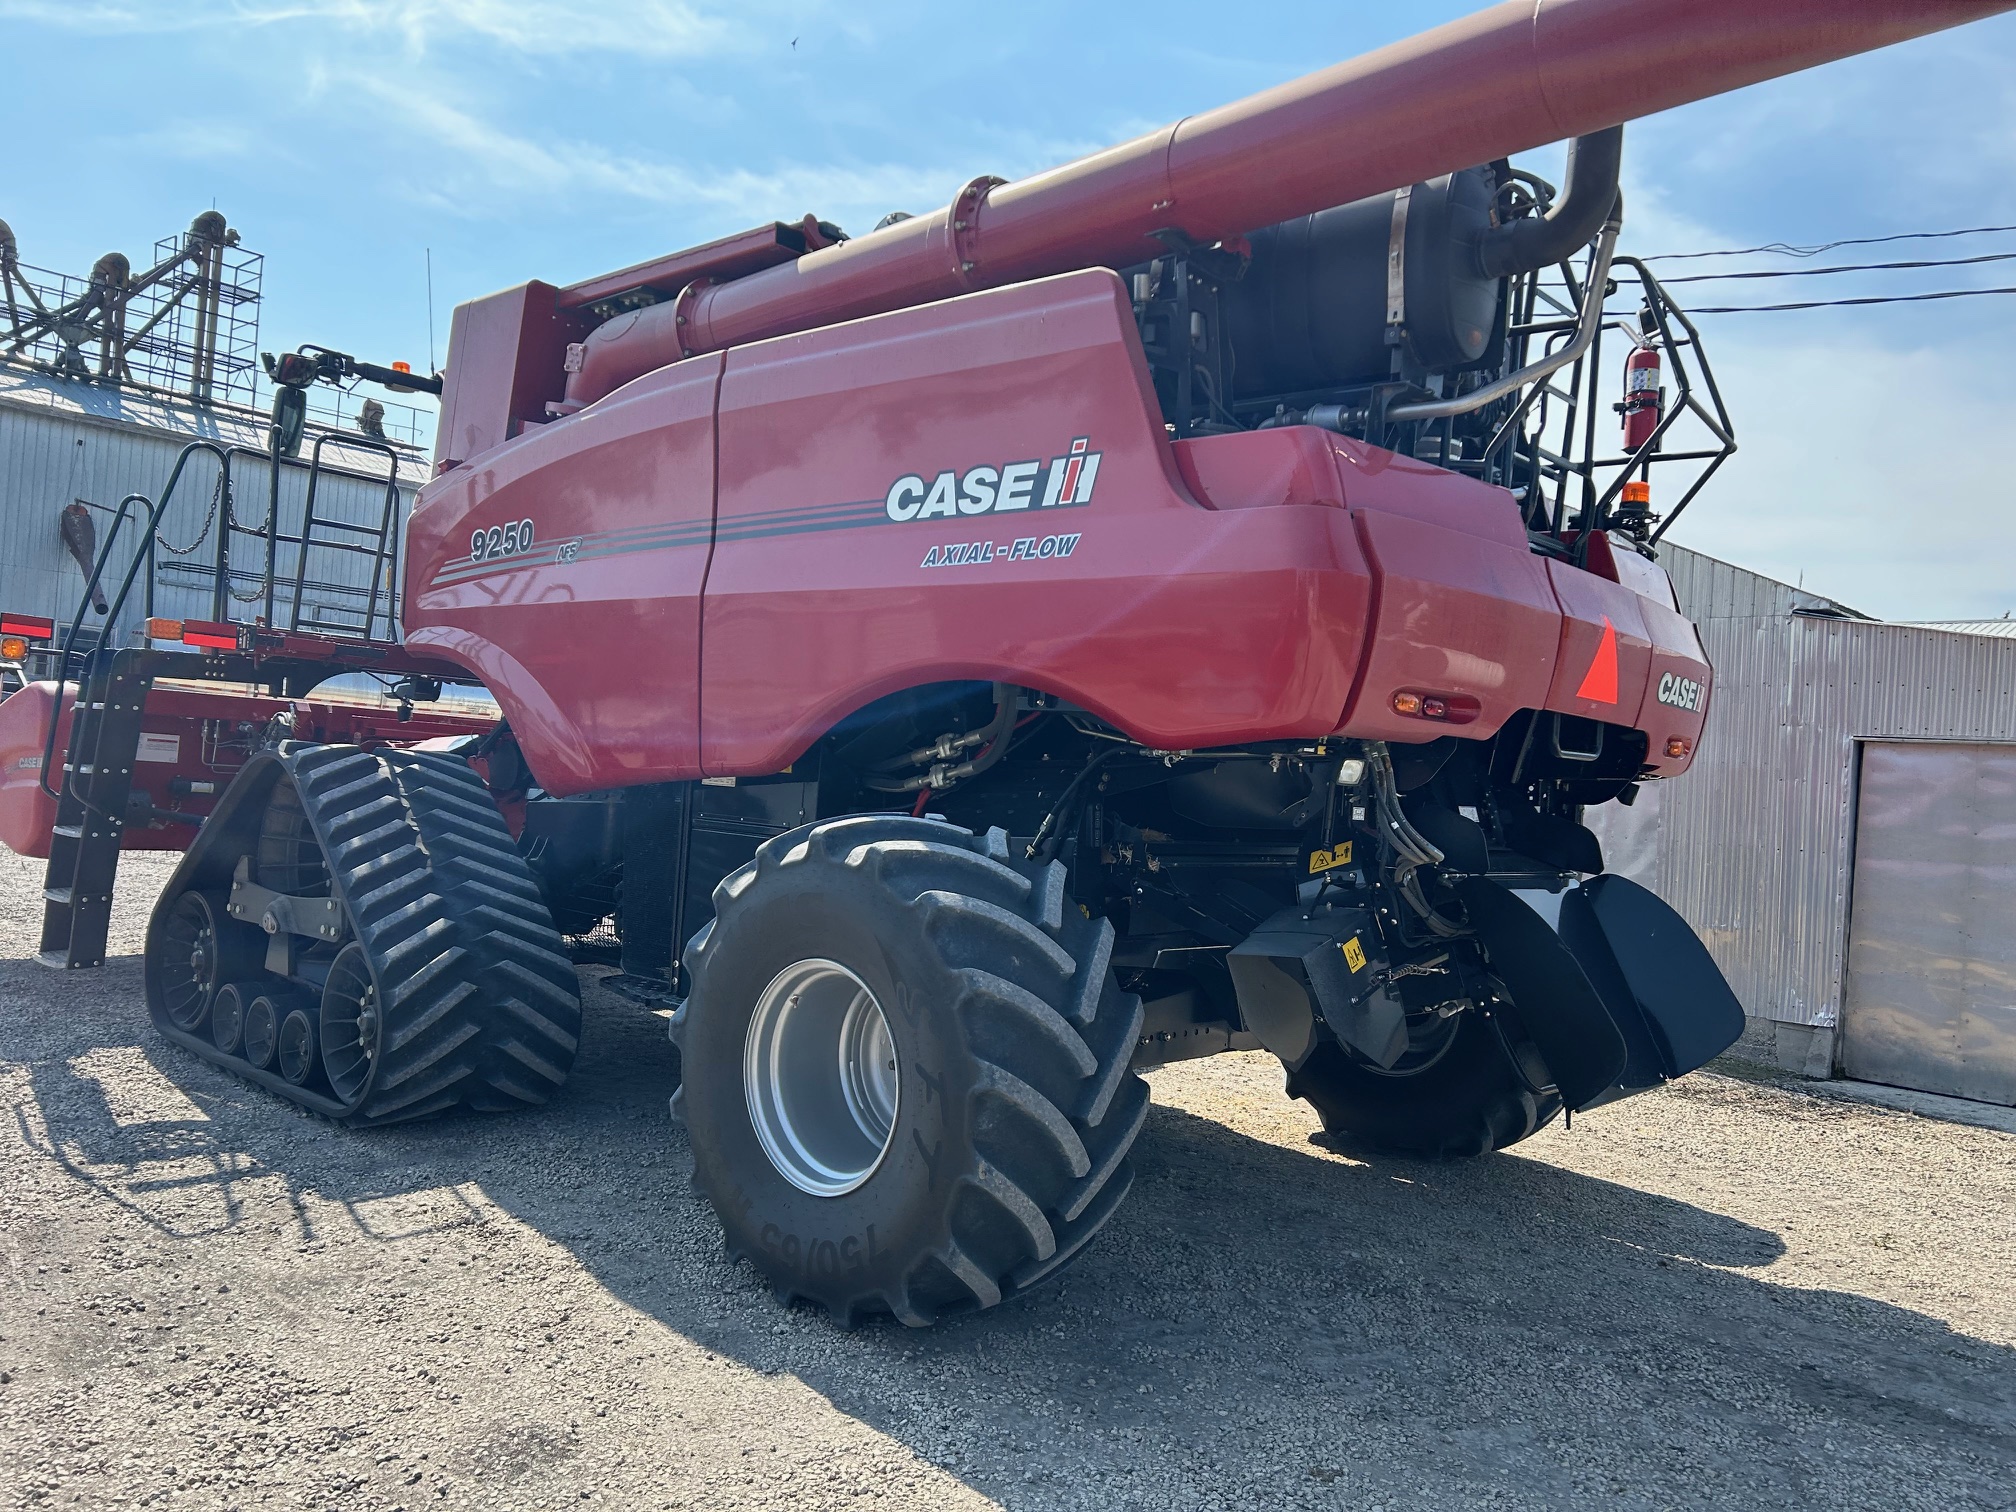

left=43, top=887, right=72, bottom=905
left=53, top=823, right=83, bottom=839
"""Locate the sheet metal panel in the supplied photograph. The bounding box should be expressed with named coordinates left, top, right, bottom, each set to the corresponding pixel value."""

left=1841, top=741, right=2016, bottom=1106
left=1598, top=545, right=2016, bottom=1031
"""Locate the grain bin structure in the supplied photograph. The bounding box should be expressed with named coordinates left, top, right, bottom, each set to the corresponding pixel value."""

left=1, top=214, right=429, bottom=661
left=1590, top=545, right=2016, bottom=1108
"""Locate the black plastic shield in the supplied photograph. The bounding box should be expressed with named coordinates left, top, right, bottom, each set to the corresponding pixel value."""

left=1452, top=878, right=1626, bottom=1111
left=1558, top=875, right=1745, bottom=1079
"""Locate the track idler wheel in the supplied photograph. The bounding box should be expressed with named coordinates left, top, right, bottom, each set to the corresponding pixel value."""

left=318, top=943, right=379, bottom=1103
left=154, top=891, right=263, bottom=1034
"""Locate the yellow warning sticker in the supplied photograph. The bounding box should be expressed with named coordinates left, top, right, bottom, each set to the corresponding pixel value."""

left=1342, top=937, right=1368, bottom=973
left=1308, top=841, right=1354, bottom=874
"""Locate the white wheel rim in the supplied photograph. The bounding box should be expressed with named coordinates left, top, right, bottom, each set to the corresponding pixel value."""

left=744, top=959, right=900, bottom=1197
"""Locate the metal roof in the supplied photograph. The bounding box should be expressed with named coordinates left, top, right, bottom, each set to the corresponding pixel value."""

left=0, top=362, right=430, bottom=485
left=1897, top=619, right=2016, bottom=639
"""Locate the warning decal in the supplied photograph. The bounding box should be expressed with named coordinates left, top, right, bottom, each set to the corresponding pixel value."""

left=1575, top=616, right=1619, bottom=704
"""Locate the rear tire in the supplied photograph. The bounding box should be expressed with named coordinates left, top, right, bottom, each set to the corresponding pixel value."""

left=674, top=815, right=1149, bottom=1327
left=1284, top=1009, right=1560, bottom=1158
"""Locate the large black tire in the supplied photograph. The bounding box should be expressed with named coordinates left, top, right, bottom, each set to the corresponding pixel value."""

left=1284, top=1009, right=1561, bottom=1158
left=673, top=814, right=1148, bottom=1327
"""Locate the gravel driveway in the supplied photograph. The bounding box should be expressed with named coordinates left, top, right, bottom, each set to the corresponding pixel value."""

left=2, top=847, right=2012, bottom=1511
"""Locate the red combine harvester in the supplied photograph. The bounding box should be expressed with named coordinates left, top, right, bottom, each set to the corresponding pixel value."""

left=1, top=0, right=2004, bottom=1326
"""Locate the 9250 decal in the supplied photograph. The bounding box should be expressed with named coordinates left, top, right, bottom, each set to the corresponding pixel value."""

left=470, top=518, right=535, bottom=562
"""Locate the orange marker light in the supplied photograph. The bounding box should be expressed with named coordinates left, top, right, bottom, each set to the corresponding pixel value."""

left=0, top=636, right=27, bottom=662
left=392, top=361, right=412, bottom=374
left=1391, top=691, right=1423, bottom=716
left=145, top=617, right=184, bottom=642
left=1666, top=737, right=1692, bottom=759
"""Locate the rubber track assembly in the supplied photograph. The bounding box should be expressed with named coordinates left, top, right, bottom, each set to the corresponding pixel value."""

left=144, top=742, right=583, bottom=1125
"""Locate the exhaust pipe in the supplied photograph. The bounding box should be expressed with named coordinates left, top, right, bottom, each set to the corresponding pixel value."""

left=1475, top=126, right=1622, bottom=279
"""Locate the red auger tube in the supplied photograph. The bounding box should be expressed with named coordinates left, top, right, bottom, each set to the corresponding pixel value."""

left=561, top=0, right=2012, bottom=409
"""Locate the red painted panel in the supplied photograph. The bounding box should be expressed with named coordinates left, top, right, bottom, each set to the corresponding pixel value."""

left=433, top=282, right=591, bottom=467
left=701, top=272, right=1377, bottom=773
left=1543, top=559, right=1658, bottom=719
left=405, top=355, right=722, bottom=794
left=1171, top=429, right=1343, bottom=512
left=1342, top=508, right=1561, bottom=742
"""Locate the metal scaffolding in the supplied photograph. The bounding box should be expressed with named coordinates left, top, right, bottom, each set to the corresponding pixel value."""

left=0, top=211, right=263, bottom=406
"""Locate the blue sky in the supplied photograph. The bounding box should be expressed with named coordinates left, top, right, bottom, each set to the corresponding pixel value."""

left=3, top=0, right=2014, bottom=619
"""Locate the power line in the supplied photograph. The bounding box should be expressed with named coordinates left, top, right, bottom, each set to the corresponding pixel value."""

left=1661, top=250, right=2016, bottom=284
left=1687, top=285, right=2016, bottom=314
left=1643, top=224, right=2016, bottom=262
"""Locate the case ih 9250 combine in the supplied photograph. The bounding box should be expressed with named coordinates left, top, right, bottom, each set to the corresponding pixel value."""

left=0, top=0, right=2003, bottom=1326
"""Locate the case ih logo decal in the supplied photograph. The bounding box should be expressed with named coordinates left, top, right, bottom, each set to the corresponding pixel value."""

left=885, top=437, right=1102, bottom=522
left=1656, top=672, right=1705, bottom=711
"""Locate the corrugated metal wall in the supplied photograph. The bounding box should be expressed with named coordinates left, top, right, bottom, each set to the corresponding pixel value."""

left=1, top=378, right=421, bottom=645
left=1611, top=545, right=2016, bottom=1030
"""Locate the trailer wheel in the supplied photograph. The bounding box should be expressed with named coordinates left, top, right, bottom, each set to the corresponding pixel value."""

left=674, top=815, right=1148, bottom=1327
left=1284, top=1008, right=1560, bottom=1158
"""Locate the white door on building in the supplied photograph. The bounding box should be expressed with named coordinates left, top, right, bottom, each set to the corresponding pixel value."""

left=1841, top=741, right=2016, bottom=1106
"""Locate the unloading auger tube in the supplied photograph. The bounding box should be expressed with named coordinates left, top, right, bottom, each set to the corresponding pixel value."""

left=143, top=743, right=582, bottom=1124
left=561, top=0, right=2012, bottom=407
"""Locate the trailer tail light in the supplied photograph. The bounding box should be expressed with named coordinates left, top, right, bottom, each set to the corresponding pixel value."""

left=179, top=621, right=243, bottom=651
left=1391, top=690, right=1480, bottom=725
left=145, top=617, right=184, bottom=642
left=0, top=613, right=54, bottom=641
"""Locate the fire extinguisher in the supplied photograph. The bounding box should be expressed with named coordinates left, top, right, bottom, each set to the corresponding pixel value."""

left=1620, top=341, right=1662, bottom=451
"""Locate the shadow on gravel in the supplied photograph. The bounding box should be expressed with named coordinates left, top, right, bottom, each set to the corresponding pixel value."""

left=12, top=958, right=2016, bottom=1508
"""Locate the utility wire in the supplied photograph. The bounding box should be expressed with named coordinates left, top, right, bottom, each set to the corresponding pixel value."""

left=1643, top=224, right=2016, bottom=262
left=1687, top=285, right=2016, bottom=314
left=1660, top=250, right=2016, bottom=284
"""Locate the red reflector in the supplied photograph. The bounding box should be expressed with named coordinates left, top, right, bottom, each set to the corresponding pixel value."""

left=180, top=621, right=242, bottom=651
left=0, top=613, right=55, bottom=640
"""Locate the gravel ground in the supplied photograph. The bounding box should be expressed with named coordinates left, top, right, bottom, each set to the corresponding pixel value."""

left=2, top=846, right=2012, bottom=1512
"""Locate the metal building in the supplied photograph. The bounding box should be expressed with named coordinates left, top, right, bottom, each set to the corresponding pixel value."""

left=1590, top=544, right=2016, bottom=1107
left=0, top=366, right=426, bottom=651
